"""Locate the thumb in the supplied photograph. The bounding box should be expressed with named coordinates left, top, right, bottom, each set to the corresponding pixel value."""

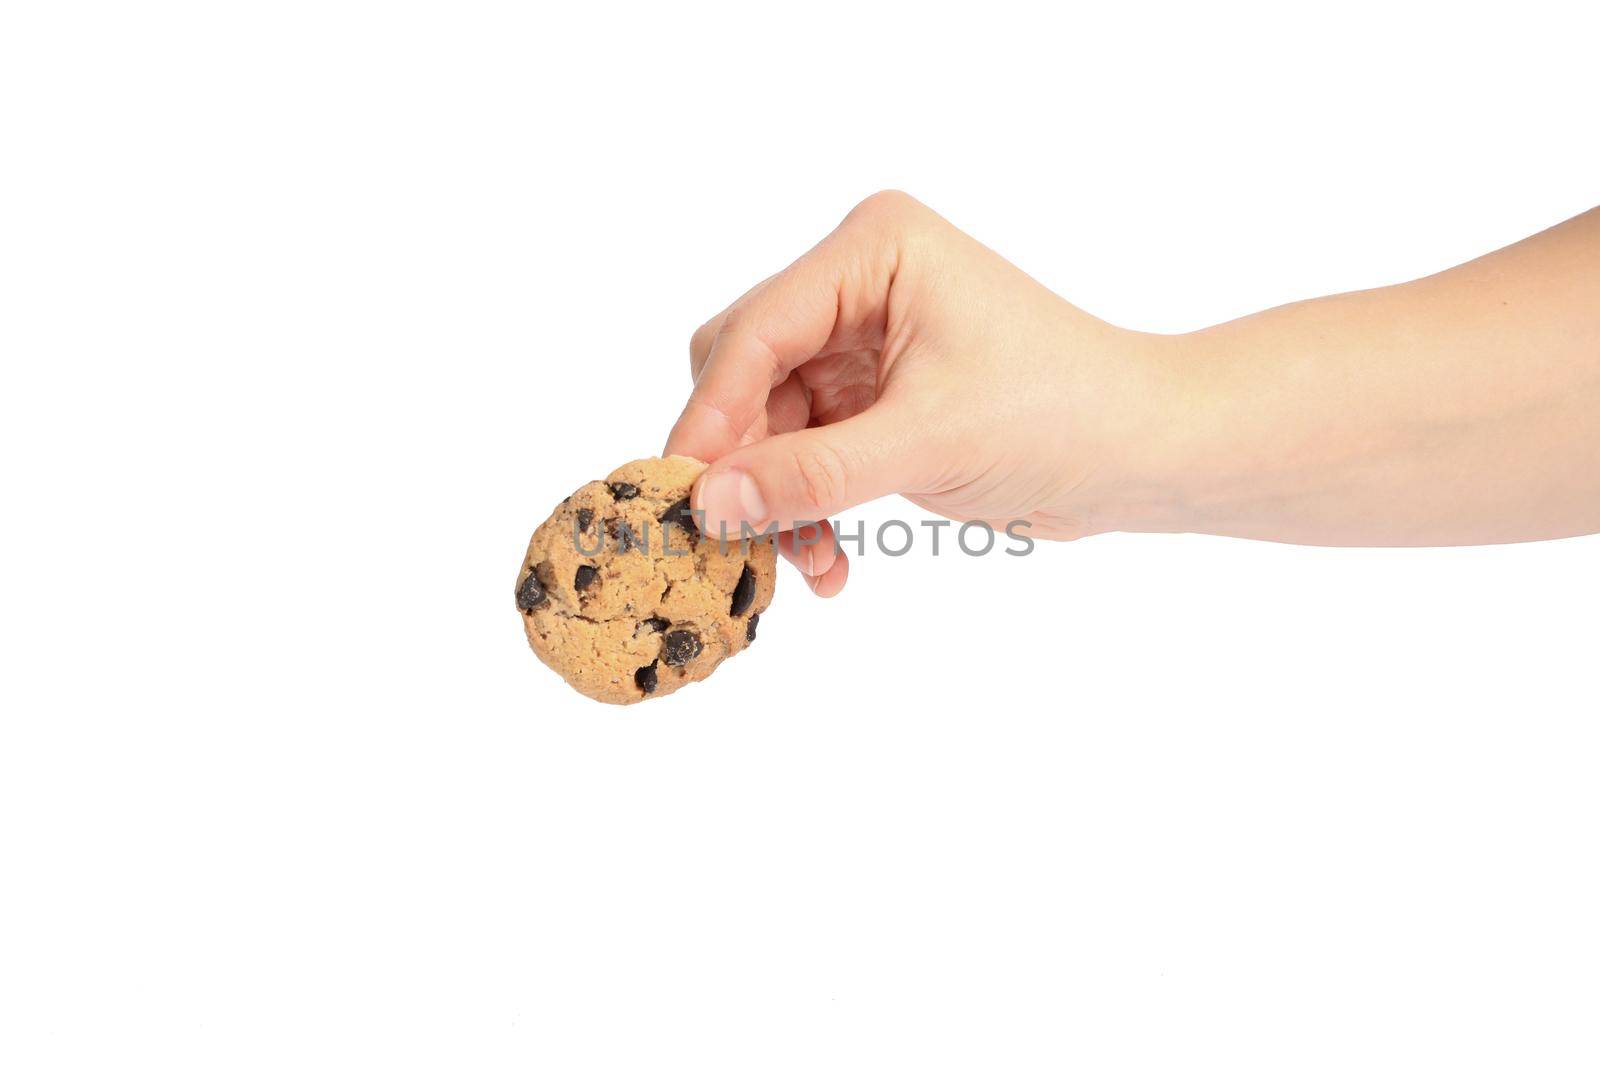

left=690, top=403, right=933, bottom=534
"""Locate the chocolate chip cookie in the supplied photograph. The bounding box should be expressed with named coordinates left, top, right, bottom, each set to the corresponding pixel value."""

left=515, top=455, right=776, bottom=704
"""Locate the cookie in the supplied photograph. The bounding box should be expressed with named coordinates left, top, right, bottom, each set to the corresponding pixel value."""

left=515, top=455, right=777, bottom=704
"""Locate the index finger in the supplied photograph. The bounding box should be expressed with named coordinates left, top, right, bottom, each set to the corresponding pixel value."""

left=664, top=249, right=845, bottom=462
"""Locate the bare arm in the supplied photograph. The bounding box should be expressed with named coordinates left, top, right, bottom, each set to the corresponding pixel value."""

left=1150, top=207, right=1600, bottom=545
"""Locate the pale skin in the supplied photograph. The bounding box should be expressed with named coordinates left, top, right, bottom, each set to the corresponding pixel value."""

left=665, top=191, right=1600, bottom=595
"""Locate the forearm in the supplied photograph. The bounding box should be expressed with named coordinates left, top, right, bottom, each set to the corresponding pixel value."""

left=1130, top=208, right=1600, bottom=546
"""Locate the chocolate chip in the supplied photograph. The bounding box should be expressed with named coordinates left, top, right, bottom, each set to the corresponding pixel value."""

left=661, top=629, right=702, bottom=667
left=634, top=663, right=658, bottom=694
left=641, top=616, right=670, bottom=633
left=608, top=482, right=639, bottom=501
left=574, top=565, right=598, bottom=592
left=607, top=518, right=637, bottom=553
left=745, top=613, right=759, bottom=642
left=516, top=571, right=547, bottom=612
left=730, top=564, right=755, bottom=616
left=660, top=496, right=698, bottom=541
left=576, top=508, right=594, bottom=533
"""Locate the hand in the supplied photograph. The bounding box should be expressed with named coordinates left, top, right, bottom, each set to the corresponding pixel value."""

left=664, top=191, right=1180, bottom=595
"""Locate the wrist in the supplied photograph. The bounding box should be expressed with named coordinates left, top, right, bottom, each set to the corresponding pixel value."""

left=1110, top=306, right=1369, bottom=543
left=1070, top=329, right=1226, bottom=537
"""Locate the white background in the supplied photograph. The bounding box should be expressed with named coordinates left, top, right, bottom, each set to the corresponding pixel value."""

left=3, top=1, right=1598, bottom=1063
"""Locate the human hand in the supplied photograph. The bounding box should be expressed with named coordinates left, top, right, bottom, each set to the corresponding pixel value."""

left=664, top=191, right=1182, bottom=595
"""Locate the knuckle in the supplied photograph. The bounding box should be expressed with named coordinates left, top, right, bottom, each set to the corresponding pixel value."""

left=689, top=317, right=719, bottom=373
left=713, top=306, right=751, bottom=353
left=717, top=312, right=783, bottom=380
left=690, top=317, right=717, bottom=354
left=791, top=444, right=849, bottom=516
left=847, top=189, right=921, bottom=228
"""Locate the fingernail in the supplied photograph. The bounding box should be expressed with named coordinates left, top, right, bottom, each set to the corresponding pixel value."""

left=696, top=468, right=767, bottom=533
left=779, top=539, right=827, bottom=576
left=801, top=540, right=836, bottom=576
